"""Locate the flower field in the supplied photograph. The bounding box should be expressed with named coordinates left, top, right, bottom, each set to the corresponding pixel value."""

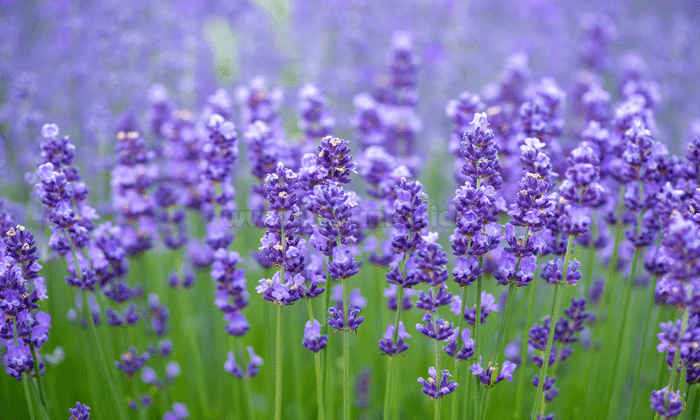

left=1, top=1, right=700, bottom=419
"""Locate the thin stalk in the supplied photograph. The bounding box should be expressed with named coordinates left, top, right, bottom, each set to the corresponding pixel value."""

left=275, top=304, right=283, bottom=420
left=534, top=235, right=574, bottom=417
left=21, top=373, right=36, bottom=420
left=306, top=298, right=325, bottom=420
left=342, top=278, right=350, bottom=420
left=473, top=263, right=484, bottom=420
left=323, top=257, right=334, bottom=419
left=514, top=280, right=538, bottom=419
left=452, top=286, right=468, bottom=420
left=435, top=338, right=441, bottom=420
left=179, top=289, right=210, bottom=412
left=597, top=187, right=626, bottom=324
left=314, top=352, right=325, bottom=420
left=627, top=277, right=658, bottom=418
left=130, top=378, right=148, bottom=420
left=26, top=372, right=50, bottom=420
left=605, top=180, right=645, bottom=418
left=387, top=286, right=405, bottom=420
left=29, top=344, right=49, bottom=411
left=493, top=282, right=517, bottom=367
left=383, top=356, right=394, bottom=420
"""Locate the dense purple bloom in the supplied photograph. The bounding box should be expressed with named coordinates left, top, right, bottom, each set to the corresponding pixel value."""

left=459, top=113, right=502, bottom=189
left=378, top=321, right=410, bottom=356
left=651, top=387, right=683, bottom=419
left=3, top=341, right=33, bottom=380
left=417, top=367, right=458, bottom=401
left=69, top=401, right=91, bottom=420
left=391, top=178, right=428, bottom=253
left=258, top=163, right=306, bottom=277
left=302, top=319, right=328, bottom=352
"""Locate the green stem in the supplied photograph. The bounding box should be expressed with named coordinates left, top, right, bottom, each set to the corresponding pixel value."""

left=493, top=282, right=517, bottom=368
left=383, top=356, right=393, bottom=420
left=314, top=352, right=325, bottom=420
left=22, top=373, right=36, bottom=420
left=342, top=278, right=350, bottom=420
left=305, top=299, right=325, bottom=420
left=605, top=180, right=645, bottom=418
left=323, top=257, right=334, bottom=419
left=29, top=344, right=49, bottom=411
left=474, top=264, right=484, bottom=420
left=597, top=186, right=626, bottom=325
left=65, top=228, right=127, bottom=419
left=26, top=372, right=50, bottom=420
left=435, top=338, right=441, bottom=420
left=627, top=277, right=658, bottom=418
left=180, top=289, right=210, bottom=412
left=275, top=304, right=282, bottom=420
left=514, top=279, right=537, bottom=419
left=534, top=235, right=574, bottom=417
left=452, top=286, right=468, bottom=420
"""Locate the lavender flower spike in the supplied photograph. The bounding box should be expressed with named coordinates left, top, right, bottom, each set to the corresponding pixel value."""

left=417, top=367, right=458, bottom=401
left=69, top=402, right=91, bottom=420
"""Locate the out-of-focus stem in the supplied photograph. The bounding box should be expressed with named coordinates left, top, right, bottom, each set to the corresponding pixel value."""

left=534, top=235, right=574, bottom=416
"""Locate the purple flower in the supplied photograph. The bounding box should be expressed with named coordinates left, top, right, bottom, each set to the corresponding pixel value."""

left=224, top=346, right=263, bottom=379
left=417, top=367, right=458, bottom=401
left=163, top=402, right=190, bottom=420
left=541, top=257, right=582, bottom=285
left=459, top=113, right=502, bottom=189
left=69, top=401, right=91, bottom=420
left=651, top=387, right=683, bottom=419
left=115, top=347, right=149, bottom=377
left=378, top=321, right=411, bottom=356
left=3, top=341, right=33, bottom=380
left=327, top=305, right=364, bottom=333
left=443, top=327, right=475, bottom=360
left=532, top=375, right=559, bottom=403
left=302, top=319, right=328, bottom=352
left=416, top=313, right=454, bottom=341
left=469, top=356, right=517, bottom=387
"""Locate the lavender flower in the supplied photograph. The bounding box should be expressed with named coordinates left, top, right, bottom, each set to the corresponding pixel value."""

left=302, top=319, right=328, bottom=352
left=224, top=346, right=264, bottom=379
left=378, top=321, right=410, bottom=356
left=651, top=387, right=683, bottom=419
left=469, top=357, right=516, bottom=387
left=69, top=402, right=91, bottom=420
left=443, top=327, right=475, bottom=360
left=115, top=347, right=149, bottom=377
left=417, top=367, right=458, bottom=401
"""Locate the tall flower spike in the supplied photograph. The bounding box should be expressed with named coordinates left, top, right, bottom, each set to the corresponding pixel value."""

left=460, top=113, right=502, bottom=190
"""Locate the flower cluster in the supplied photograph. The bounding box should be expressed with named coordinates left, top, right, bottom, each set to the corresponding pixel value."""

left=1, top=226, right=50, bottom=381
